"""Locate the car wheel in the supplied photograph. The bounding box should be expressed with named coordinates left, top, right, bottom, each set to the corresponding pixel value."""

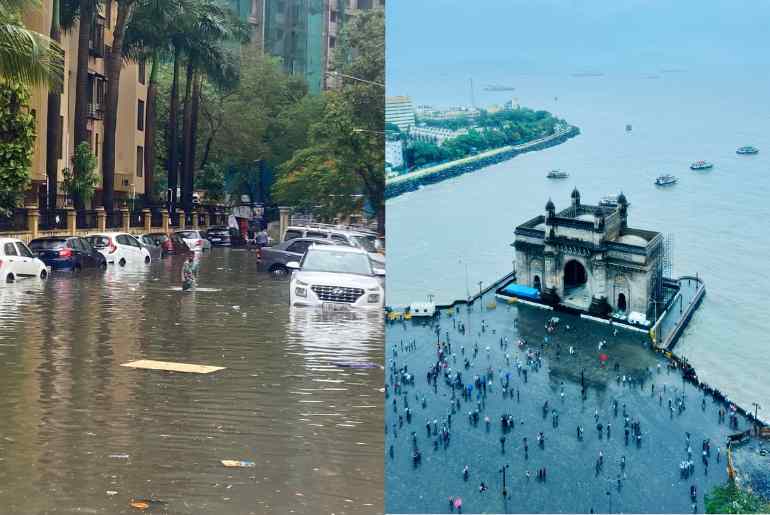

left=118, top=258, right=126, bottom=267
left=100, top=261, right=107, bottom=270
left=144, top=255, right=151, bottom=264
left=6, top=273, right=14, bottom=283
left=271, top=265, right=289, bottom=276
left=40, top=269, right=48, bottom=280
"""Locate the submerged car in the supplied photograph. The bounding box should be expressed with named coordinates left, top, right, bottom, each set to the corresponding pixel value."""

left=282, top=225, right=385, bottom=268
left=86, top=232, right=152, bottom=266
left=206, top=225, right=247, bottom=247
left=0, top=237, right=48, bottom=282
left=139, top=234, right=164, bottom=261
left=258, top=237, right=343, bottom=274
left=143, top=232, right=191, bottom=256
left=288, top=245, right=385, bottom=310
left=175, top=229, right=212, bottom=252
left=29, top=236, right=106, bottom=271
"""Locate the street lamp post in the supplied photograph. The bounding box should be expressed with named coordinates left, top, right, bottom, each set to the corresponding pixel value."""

left=751, top=402, right=762, bottom=433
left=500, top=464, right=509, bottom=497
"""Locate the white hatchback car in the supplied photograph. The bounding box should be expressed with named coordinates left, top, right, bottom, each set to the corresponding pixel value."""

left=289, top=245, right=385, bottom=310
left=0, top=237, right=48, bottom=283
left=175, top=230, right=211, bottom=252
left=86, top=232, right=151, bottom=266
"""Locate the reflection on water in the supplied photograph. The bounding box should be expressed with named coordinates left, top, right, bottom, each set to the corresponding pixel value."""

left=0, top=248, right=383, bottom=514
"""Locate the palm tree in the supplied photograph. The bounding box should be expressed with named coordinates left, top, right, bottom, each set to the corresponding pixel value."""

left=0, top=0, right=64, bottom=87
left=71, top=0, right=94, bottom=209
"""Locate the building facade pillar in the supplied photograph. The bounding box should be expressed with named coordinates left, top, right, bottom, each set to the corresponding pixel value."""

left=143, top=209, right=152, bottom=233
left=121, top=208, right=130, bottom=232
left=66, top=207, right=76, bottom=234
left=192, top=210, right=199, bottom=229
left=96, top=207, right=106, bottom=231
left=161, top=209, right=169, bottom=233
left=177, top=209, right=186, bottom=230
left=26, top=206, right=39, bottom=240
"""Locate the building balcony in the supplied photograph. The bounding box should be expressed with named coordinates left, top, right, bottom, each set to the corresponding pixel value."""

left=86, top=103, right=104, bottom=120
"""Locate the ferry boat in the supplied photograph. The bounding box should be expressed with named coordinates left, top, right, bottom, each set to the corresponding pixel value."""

left=736, top=146, right=759, bottom=155
left=625, top=124, right=632, bottom=132
left=690, top=160, right=713, bottom=170
left=655, top=174, right=677, bottom=186
left=547, top=170, right=569, bottom=179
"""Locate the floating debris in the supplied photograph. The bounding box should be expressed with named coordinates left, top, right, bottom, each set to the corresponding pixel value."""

left=221, top=460, right=256, bottom=468
left=121, top=360, right=226, bottom=374
left=129, top=497, right=166, bottom=510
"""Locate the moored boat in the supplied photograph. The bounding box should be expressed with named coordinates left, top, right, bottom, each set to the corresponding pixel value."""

left=655, top=174, right=677, bottom=186
left=690, top=160, right=713, bottom=170
left=736, top=146, right=759, bottom=155
left=547, top=170, right=569, bottom=179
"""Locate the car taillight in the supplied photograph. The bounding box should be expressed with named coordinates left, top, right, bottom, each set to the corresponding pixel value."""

left=162, top=239, right=172, bottom=250
left=196, top=239, right=203, bottom=247
left=108, top=239, right=117, bottom=254
left=59, top=248, right=72, bottom=258
left=255, top=248, right=261, bottom=260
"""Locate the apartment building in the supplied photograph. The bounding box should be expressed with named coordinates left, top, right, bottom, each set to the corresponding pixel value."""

left=244, top=0, right=384, bottom=94
left=22, top=0, right=148, bottom=209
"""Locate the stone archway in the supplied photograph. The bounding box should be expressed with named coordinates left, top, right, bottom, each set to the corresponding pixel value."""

left=617, top=293, right=627, bottom=312
left=564, top=260, right=587, bottom=288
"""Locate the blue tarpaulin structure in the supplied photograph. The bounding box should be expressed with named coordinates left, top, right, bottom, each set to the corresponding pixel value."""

left=500, top=283, right=541, bottom=301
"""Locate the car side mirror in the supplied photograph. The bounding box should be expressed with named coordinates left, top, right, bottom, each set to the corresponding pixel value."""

left=373, top=268, right=386, bottom=276
left=286, top=261, right=300, bottom=270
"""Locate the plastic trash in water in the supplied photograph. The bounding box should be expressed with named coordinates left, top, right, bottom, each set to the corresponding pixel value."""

left=109, top=453, right=130, bottom=459
left=130, top=498, right=166, bottom=510
left=221, top=460, right=255, bottom=468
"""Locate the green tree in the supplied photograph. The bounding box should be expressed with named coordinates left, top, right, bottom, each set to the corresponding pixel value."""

left=195, top=161, right=224, bottom=202
left=0, top=78, right=35, bottom=215
left=705, top=482, right=770, bottom=514
left=0, top=0, right=63, bottom=87
left=62, top=141, right=98, bottom=204
left=273, top=8, right=385, bottom=233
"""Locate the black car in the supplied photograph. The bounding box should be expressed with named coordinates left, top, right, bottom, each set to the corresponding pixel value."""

left=206, top=225, right=247, bottom=247
left=29, top=236, right=107, bottom=271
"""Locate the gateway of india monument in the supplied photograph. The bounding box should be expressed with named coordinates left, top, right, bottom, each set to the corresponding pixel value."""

left=513, top=189, right=665, bottom=319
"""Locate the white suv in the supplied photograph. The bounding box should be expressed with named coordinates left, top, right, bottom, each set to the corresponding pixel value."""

left=0, top=237, right=48, bottom=283
left=289, top=245, right=385, bottom=310
left=86, top=232, right=151, bottom=265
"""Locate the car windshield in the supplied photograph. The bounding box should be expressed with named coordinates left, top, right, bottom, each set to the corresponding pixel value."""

left=178, top=231, right=197, bottom=239
left=301, top=249, right=373, bottom=275
left=87, top=236, right=111, bottom=248
left=146, top=234, right=168, bottom=244
left=29, top=239, right=66, bottom=250
left=351, top=235, right=377, bottom=253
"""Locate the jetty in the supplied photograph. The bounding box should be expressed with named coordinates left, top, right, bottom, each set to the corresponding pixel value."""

left=385, top=125, right=580, bottom=199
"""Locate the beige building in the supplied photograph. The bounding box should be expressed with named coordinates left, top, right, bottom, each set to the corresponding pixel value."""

left=22, top=0, right=148, bottom=208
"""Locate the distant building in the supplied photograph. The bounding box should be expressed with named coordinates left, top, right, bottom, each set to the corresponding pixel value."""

left=242, top=0, right=384, bottom=94
left=409, top=125, right=468, bottom=145
left=386, top=96, right=416, bottom=132
left=385, top=139, right=404, bottom=169
left=416, top=105, right=479, bottom=121
left=514, top=189, right=664, bottom=318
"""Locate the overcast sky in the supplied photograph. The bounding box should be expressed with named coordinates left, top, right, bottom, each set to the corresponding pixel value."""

left=387, top=0, right=770, bottom=95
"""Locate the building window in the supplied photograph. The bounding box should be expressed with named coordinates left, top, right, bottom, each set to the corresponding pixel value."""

left=105, top=0, right=111, bottom=28
left=357, top=0, right=373, bottom=9
left=86, top=129, right=92, bottom=148
left=137, top=99, right=145, bottom=131
left=96, top=79, right=105, bottom=105
left=329, top=36, right=336, bottom=48
left=330, top=10, right=337, bottom=22
left=136, top=146, right=144, bottom=177
left=95, top=133, right=99, bottom=157
left=138, top=59, right=145, bottom=85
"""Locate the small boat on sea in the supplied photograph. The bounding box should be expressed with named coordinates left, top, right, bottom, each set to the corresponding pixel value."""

left=736, top=146, right=759, bottom=155
left=625, top=124, right=632, bottom=132
left=547, top=170, right=569, bottom=179
left=655, top=174, right=677, bottom=186
left=690, top=160, right=713, bottom=170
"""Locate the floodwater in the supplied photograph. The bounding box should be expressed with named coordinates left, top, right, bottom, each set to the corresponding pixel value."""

left=385, top=294, right=759, bottom=513
left=387, top=71, right=770, bottom=419
left=0, top=248, right=383, bottom=514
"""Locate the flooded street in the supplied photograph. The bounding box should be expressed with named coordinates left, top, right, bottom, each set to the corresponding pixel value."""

left=0, top=248, right=383, bottom=514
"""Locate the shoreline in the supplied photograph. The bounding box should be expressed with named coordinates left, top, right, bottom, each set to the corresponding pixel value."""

left=385, top=125, right=581, bottom=199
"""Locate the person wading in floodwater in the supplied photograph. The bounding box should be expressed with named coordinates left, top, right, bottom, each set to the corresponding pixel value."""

left=181, top=255, right=199, bottom=291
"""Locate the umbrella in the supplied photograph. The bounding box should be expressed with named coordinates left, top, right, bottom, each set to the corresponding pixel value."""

left=599, top=353, right=609, bottom=362
left=454, top=497, right=463, bottom=509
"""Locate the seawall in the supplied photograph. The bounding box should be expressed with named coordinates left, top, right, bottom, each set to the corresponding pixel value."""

left=385, top=125, right=581, bottom=199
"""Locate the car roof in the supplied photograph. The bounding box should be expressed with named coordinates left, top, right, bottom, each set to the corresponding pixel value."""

left=0, top=237, right=23, bottom=244
left=30, top=236, right=72, bottom=241
left=90, top=232, right=130, bottom=236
